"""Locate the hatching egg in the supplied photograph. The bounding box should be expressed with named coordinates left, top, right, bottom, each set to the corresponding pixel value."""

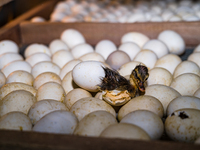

left=25, top=53, right=51, bottom=67
left=106, top=50, right=131, bottom=70
left=134, top=49, right=157, bottom=70
left=118, top=95, right=164, bottom=121
left=145, top=84, right=181, bottom=116
left=0, top=72, right=6, bottom=88
left=33, top=72, right=62, bottom=89
left=74, top=110, right=117, bottom=137
left=147, top=67, right=173, bottom=86
left=60, top=29, right=86, bottom=49
left=6, top=70, right=34, bottom=86
left=24, top=43, right=51, bottom=58
left=158, top=30, right=185, bottom=55
left=142, top=39, right=169, bottom=58
left=71, top=43, right=94, bottom=59
left=79, top=52, right=105, bottom=62
left=32, top=110, right=78, bottom=134
left=0, top=82, right=37, bottom=100
left=167, top=96, right=200, bottom=116
left=0, top=90, right=36, bottom=117
left=100, top=123, right=150, bottom=140
left=28, top=100, right=68, bottom=125
left=118, top=42, right=141, bottom=60
left=31, top=61, right=61, bottom=78
left=1, top=60, right=31, bottom=77
left=59, top=59, right=81, bottom=80
left=64, top=88, right=92, bottom=109
left=0, top=111, right=32, bottom=131
left=165, top=109, right=200, bottom=142
left=173, top=60, right=200, bottom=79
left=52, top=50, right=74, bottom=68
left=95, top=40, right=117, bottom=60
left=72, top=61, right=105, bottom=92
left=120, top=110, right=164, bottom=140
left=170, top=73, right=200, bottom=96
left=0, top=40, right=19, bottom=55
left=70, top=97, right=116, bottom=121
left=0, top=53, right=23, bottom=69
left=121, top=32, right=150, bottom=48
left=187, top=52, right=200, bottom=68
left=154, top=54, right=182, bottom=74
left=49, top=39, right=69, bottom=54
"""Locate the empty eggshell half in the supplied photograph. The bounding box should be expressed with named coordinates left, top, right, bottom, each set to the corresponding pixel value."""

left=71, top=43, right=94, bottom=59
left=0, top=40, right=19, bottom=55
left=28, top=100, right=68, bottom=125
left=25, top=53, right=51, bottom=67
left=0, top=53, right=23, bottom=69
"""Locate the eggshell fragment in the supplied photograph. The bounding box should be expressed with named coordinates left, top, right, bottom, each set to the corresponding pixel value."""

left=32, top=110, right=78, bottom=134
left=120, top=110, right=164, bottom=140
left=170, top=73, right=200, bottom=96
left=165, top=109, right=200, bottom=142
left=49, top=39, right=69, bottom=54
left=0, top=72, right=6, bottom=88
left=0, top=90, right=36, bottom=117
left=0, top=111, right=32, bottom=131
left=64, top=88, right=92, bottom=109
left=0, top=53, right=23, bottom=69
left=0, top=82, right=37, bottom=100
left=72, top=61, right=105, bottom=92
left=74, top=111, right=117, bottom=137
left=6, top=70, right=34, bottom=86
left=70, top=97, right=116, bottom=121
left=28, top=100, right=68, bottom=125
left=0, top=40, right=19, bottom=55
left=1, top=60, right=32, bottom=77
left=118, top=95, right=164, bottom=121
left=187, top=52, right=200, bottom=68
left=60, top=29, right=86, bottom=49
left=33, top=72, right=62, bottom=89
left=145, top=84, right=181, bottom=116
left=25, top=53, right=51, bottom=67
left=121, top=32, right=150, bottom=48
left=154, top=54, right=182, bottom=74
left=100, top=123, right=150, bottom=140
left=79, top=52, right=105, bottom=62
left=95, top=40, right=117, bottom=60
left=71, top=43, right=94, bottom=59
left=31, top=61, right=61, bottom=78
left=167, top=96, right=200, bottom=116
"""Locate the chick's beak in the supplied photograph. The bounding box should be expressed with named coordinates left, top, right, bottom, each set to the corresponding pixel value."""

left=138, top=82, right=145, bottom=92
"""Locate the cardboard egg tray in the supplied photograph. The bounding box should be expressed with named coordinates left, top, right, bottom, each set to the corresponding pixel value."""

left=0, top=0, right=200, bottom=149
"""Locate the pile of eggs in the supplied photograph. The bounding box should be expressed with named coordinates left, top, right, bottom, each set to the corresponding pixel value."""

left=31, top=0, right=200, bottom=23
left=0, top=27, right=200, bottom=144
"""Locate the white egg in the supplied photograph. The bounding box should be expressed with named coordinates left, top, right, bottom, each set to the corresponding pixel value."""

left=61, top=15, right=79, bottom=23
left=0, top=111, right=32, bottom=131
left=32, top=110, right=78, bottom=134
left=187, top=52, right=200, bottom=68
left=52, top=50, right=74, bottom=68
left=31, top=16, right=45, bottom=22
left=168, top=15, right=182, bottom=22
left=145, top=84, right=181, bottom=116
left=194, top=44, right=200, bottom=53
left=170, top=73, right=200, bottom=96
left=134, top=50, right=157, bottom=70
left=158, top=30, right=185, bottom=55
left=118, top=42, right=141, bottom=60
left=0, top=40, right=19, bottom=55
left=50, top=12, right=66, bottom=22
left=120, top=110, right=164, bottom=140
left=74, top=110, right=117, bottom=137
left=161, top=10, right=174, bottom=21
left=6, top=70, right=34, bottom=86
left=79, top=52, right=105, bottom=62
left=95, top=40, right=117, bottom=60
left=70, top=97, right=116, bottom=121
left=0, top=82, right=37, bottom=100
left=100, top=123, right=150, bottom=140
left=31, top=61, right=61, bottom=78
left=71, top=43, right=94, bottom=59
left=72, top=61, right=105, bottom=92
left=194, top=88, right=200, bottom=99
left=1, top=60, right=32, bottom=77
left=154, top=54, right=182, bottom=74
left=25, top=53, right=51, bottom=67
left=0, top=72, right=6, bottom=88
left=0, top=53, right=23, bottom=69
left=127, top=12, right=147, bottom=23
left=33, top=72, right=62, bottom=89
left=60, top=29, right=86, bottom=49
left=59, top=59, right=81, bottom=80
left=49, top=39, right=69, bottom=55
left=118, top=95, right=164, bottom=121
left=24, top=43, right=51, bottom=58
left=121, top=32, right=150, bottom=48
left=142, top=39, right=169, bottom=58
left=0, top=90, right=36, bottom=117
left=28, top=100, right=68, bottom=125
left=64, top=88, right=92, bottom=109
left=150, top=15, right=163, bottom=22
